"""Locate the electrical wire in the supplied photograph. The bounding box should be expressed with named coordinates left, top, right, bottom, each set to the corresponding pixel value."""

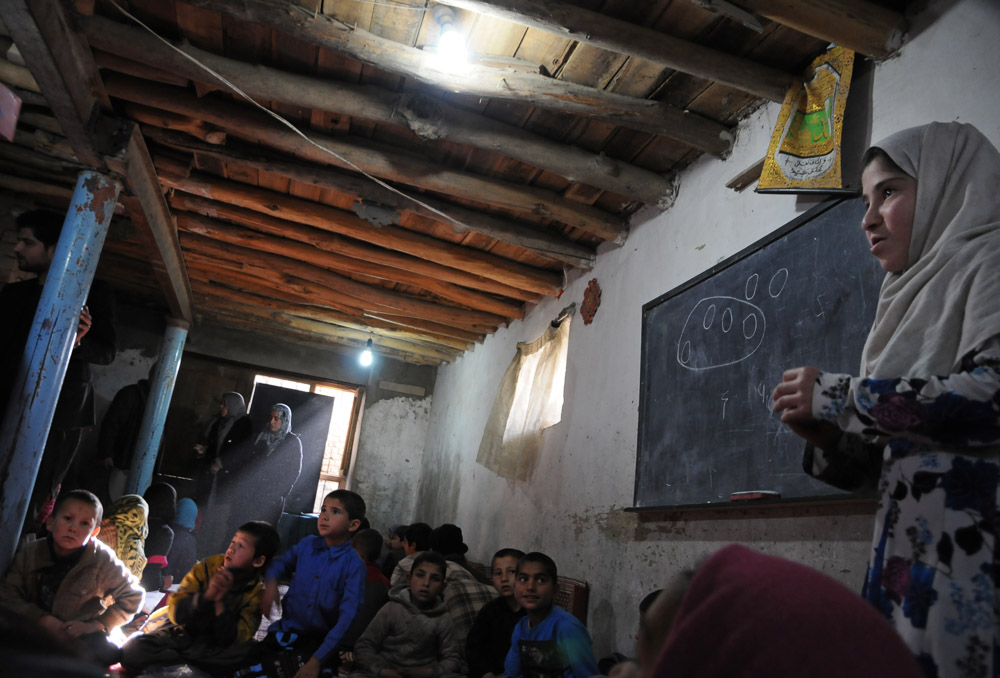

left=104, top=0, right=484, bottom=236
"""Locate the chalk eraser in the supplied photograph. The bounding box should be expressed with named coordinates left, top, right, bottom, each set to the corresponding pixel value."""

left=730, top=490, right=781, bottom=501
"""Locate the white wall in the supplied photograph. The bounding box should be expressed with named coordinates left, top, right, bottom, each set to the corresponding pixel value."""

left=353, top=395, right=432, bottom=533
left=387, top=0, right=1000, bottom=658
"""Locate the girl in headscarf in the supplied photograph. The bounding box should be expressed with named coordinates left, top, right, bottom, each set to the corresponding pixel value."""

left=238, top=403, right=303, bottom=527
left=141, top=482, right=176, bottom=591
left=163, top=497, right=198, bottom=586
left=650, top=545, right=922, bottom=678
left=96, top=494, right=149, bottom=579
left=193, top=392, right=253, bottom=505
left=772, top=122, right=1000, bottom=674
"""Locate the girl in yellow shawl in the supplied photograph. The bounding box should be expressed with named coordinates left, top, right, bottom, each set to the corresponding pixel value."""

left=96, top=494, right=148, bottom=579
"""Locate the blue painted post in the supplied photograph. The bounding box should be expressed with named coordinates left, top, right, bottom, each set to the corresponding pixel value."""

left=126, top=318, right=188, bottom=495
left=0, top=171, right=121, bottom=573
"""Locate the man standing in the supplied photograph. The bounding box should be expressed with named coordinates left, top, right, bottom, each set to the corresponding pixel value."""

left=0, top=209, right=117, bottom=530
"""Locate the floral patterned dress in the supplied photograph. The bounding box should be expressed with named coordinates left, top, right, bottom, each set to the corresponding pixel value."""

left=807, top=339, right=1000, bottom=678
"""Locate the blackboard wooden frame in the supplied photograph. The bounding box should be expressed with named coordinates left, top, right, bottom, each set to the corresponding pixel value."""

left=633, top=197, right=883, bottom=511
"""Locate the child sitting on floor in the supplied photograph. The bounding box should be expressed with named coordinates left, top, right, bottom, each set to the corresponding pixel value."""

left=120, top=520, right=279, bottom=674
left=466, top=548, right=526, bottom=678
left=0, top=489, right=144, bottom=668
left=250, top=489, right=368, bottom=678
left=339, top=529, right=392, bottom=670
left=504, top=552, right=598, bottom=678
left=350, top=551, right=465, bottom=678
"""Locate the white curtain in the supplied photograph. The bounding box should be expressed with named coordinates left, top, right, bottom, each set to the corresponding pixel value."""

left=476, top=317, right=570, bottom=480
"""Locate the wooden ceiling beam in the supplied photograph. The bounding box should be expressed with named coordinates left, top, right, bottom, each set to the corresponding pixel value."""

left=188, top=287, right=465, bottom=361
left=103, top=74, right=624, bottom=241
left=178, top=231, right=508, bottom=332
left=159, top=170, right=564, bottom=297
left=179, top=0, right=731, bottom=150
left=198, top=309, right=448, bottom=366
left=183, top=254, right=486, bottom=345
left=82, top=15, right=681, bottom=199
left=435, top=0, right=794, bottom=102
left=105, top=124, right=194, bottom=321
left=1, top=0, right=105, bottom=166
left=167, top=190, right=539, bottom=305
left=144, top=128, right=596, bottom=269
left=736, top=0, right=905, bottom=57
left=190, top=285, right=472, bottom=354
left=175, top=209, right=527, bottom=319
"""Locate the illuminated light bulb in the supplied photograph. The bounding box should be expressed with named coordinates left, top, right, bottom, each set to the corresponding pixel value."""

left=360, top=338, right=373, bottom=367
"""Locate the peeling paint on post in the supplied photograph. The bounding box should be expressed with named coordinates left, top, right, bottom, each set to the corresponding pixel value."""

left=0, top=171, right=122, bottom=574
left=127, top=318, right=188, bottom=495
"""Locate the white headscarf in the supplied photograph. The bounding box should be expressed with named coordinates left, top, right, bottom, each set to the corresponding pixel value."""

left=859, top=122, right=1000, bottom=378
left=255, top=402, right=293, bottom=455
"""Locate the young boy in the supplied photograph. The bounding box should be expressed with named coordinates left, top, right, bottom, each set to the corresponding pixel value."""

left=255, top=489, right=367, bottom=678
left=466, top=548, right=526, bottom=678
left=504, top=553, right=598, bottom=678
left=351, top=552, right=464, bottom=678
left=389, top=522, right=432, bottom=587
left=0, top=489, right=143, bottom=667
left=120, top=520, right=280, bottom=673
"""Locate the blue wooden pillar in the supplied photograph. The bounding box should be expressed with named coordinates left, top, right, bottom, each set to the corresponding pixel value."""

left=126, top=318, right=188, bottom=496
left=0, top=171, right=121, bottom=573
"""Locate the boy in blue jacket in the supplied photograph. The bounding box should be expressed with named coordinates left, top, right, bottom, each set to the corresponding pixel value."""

left=252, top=490, right=367, bottom=678
left=504, top=552, right=598, bottom=678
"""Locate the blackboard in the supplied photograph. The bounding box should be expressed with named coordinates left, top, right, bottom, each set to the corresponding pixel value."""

left=634, top=198, right=885, bottom=509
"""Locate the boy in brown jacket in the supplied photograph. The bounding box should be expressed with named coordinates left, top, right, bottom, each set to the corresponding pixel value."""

left=0, top=489, right=144, bottom=667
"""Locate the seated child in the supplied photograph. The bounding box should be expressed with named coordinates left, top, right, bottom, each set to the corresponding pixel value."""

left=340, top=529, right=391, bottom=667
left=504, top=552, right=598, bottom=678
left=466, top=548, right=526, bottom=678
left=141, top=483, right=176, bottom=592
left=378, top=525, right=407, bottom=581
left=0, top=489, right=144, bottom=667
left=120, top=520, right=280, bottom=673
left=162, top=497, right=199, bottom=587
left=253, top=489, right=368, bottom=678
left=95, top=494, right=149, bottom=580
left=350, top=552, right=464, bottom=678
left=389, top=523, right=432, bottom=587
left=607, top=589, right=662, bottom=678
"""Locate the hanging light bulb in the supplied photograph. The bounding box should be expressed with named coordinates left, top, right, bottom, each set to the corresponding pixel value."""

left=359, top=337, right=373, bottom=367
left=432, top=5, right=467, bottom=69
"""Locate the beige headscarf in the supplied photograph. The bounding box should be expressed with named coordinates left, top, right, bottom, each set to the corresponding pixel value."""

left=859, top=122, right=1000, bottom=378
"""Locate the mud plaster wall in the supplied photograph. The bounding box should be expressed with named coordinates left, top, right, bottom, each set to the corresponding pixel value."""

left=412, top=0, right=1000, bottom=658
left=352, top=395, right=432, bottom=534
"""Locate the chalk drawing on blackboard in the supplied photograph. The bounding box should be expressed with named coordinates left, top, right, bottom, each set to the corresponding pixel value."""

left=677, top=296, right=766, bottom=371
left=768, top=268, right=789, bottom=297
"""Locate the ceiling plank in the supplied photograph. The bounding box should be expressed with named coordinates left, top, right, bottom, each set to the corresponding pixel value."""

left=159, top=171, right=565, bottom=297
left=145, top=127, right=595, bottom=268
left=102, top=73, right=625, bottom=241
left=179, top=0, right=732, bottom=146
left=435, top=0, right=794, bottom=101
left=82, top=14, right=680, bottom=201
left=104, top=125, right=194, bottom=321
left=178, top=230, right=509, bottom=331
left=736, top=0, right=905, bottom=57
left=175, top=210, right=527, bottom=319
left=1, top=0, right=104, bottom=165
left=168, top=190, right=539, bottom=305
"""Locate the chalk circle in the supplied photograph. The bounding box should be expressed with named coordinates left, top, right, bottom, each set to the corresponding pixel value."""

left=679, top=340, right=691, bottom=364
left=745, top=273, right=759, bottom=300
left=769, top=268, right=789, bottom=298
left=721, top=307, right=733, bottom=333
left=702, top=304, right=716, bottom=329
left=743, top=313, right=758, bottom=339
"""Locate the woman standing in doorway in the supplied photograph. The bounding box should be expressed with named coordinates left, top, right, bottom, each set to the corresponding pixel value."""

left=238, top=403, right=303, bottom=528
left=772, top=122, right=1000, bottom=675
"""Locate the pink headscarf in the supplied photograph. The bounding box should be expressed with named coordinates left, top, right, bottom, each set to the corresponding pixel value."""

left=652, top=544, right=922, bottom=678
